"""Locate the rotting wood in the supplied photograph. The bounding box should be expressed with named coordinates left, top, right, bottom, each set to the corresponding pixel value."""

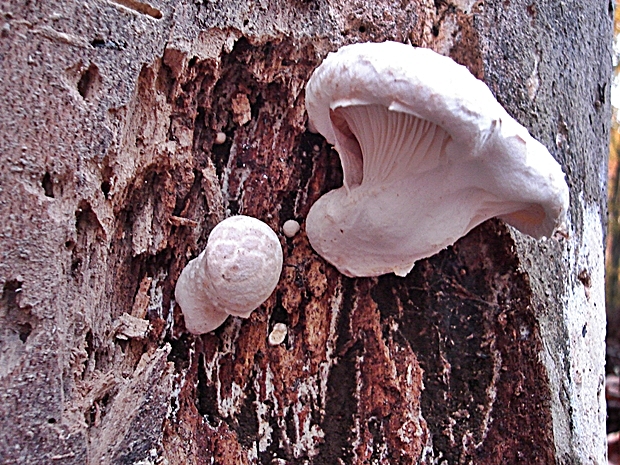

left=0, top=0, right=610, bottom=463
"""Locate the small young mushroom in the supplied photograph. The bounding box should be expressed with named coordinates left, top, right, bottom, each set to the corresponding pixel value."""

left=305, top=41, right=569, bottom=278
left=268, top=322, right=288, bottom=345
left=214, top=131, right=227, bottom=145
left=175, top=215, right=283, bottom=334
left=282, top=219, right=301, bottom=238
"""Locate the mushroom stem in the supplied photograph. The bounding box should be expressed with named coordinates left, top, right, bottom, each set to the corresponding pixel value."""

left=175, top=250, right=229, bottom=334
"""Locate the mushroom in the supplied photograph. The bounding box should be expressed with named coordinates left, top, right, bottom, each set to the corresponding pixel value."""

left=268, top=322, right=288, bottom=345
left=305, top=41, right=569, bottom=278
left=175, top=215, right=283, bottom=334
left=282, top=219, right=301, bottom=238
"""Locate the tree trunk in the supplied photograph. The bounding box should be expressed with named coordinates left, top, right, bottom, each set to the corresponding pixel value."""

left=0, top=0, right=611, bottom=463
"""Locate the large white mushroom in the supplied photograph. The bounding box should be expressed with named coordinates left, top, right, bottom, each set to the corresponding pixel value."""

left=305, top=41, right=569, bottom=278
left=175, top=215, right=283, bottom=334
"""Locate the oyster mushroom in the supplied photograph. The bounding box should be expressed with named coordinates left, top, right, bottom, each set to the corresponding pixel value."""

left=305, top=41, right=569, bottom=278
left=175, top=215, right=283, bottom=334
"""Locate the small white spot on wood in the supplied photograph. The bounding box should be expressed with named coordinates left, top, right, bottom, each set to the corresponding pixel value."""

left=282, top=219, right=301, bottom=238
left=268, top=323, right=288, bottom=345
left=526, top=63, right=540, bottom=101
left=214, top=131, right=227, bottom=145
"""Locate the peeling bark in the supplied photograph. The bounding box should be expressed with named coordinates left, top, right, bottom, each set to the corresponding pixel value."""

left=0, top=0, right=611, bottom=464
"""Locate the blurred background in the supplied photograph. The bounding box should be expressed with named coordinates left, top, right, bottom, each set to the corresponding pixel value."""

left=606, top=3, right=620, bottom=464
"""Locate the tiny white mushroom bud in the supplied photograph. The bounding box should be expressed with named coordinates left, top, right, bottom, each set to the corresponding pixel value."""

left=175, top=215, right=283, bottom=334
left=282, top=219, right=301, bottom=238
left=268, top=323, right=288, bottom=345
left=214, top=131, right=227, bottom=145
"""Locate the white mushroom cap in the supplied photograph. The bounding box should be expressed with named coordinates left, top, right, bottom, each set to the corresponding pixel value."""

left=175, top=215, right=283, bottom=334
left=268, top=322, right=288, bottom=345
left=282, top=219, right=301, bottom=238
left=305, top=41, right=569, bottom=278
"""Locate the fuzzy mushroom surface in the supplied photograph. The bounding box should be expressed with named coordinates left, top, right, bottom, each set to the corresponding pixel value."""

left=305, top=41, right=569, bottom=278
left=175, top=215, right=283, bottom=334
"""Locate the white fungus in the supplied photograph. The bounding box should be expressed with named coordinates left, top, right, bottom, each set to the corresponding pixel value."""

left=214, top=131, right=227, bottom=145
left=268, top=323, right=288, bottom=345
left=175, top=215, right=283, bottom=334
left=282, top=219, right=301, bottom=238
left=305, top=41, right=569, bottom=278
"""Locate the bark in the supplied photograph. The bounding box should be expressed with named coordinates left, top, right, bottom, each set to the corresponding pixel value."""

left=0, top=0, right=611, bottom=464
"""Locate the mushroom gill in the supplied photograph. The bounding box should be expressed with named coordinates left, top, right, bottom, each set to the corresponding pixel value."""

left=330, top=104, right=452, bottom=190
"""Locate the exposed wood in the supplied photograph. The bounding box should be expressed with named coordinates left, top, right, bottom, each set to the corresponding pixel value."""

left=0, top=0, right=611, bottom=463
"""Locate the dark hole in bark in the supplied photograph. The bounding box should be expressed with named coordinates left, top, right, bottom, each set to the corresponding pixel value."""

left=86, top=392, right=111, bottom=426
left=316, top=280, right=358, bottom=462
left=71, top=258, right=82, bottom=277
left=87, top=404, right=97, bottom=426
left=196, top=353, right=219, bottom=421
left=167, top=335, right=192, bottom=371
left=18, top=322, right=32, bottom=343
left=77, top=63, right=101, bottom=100
left=578, top=269, right=591, bottom=288
left=2, top=281, right=22, bottom=312
left=101, top=164, right=114, bottom=199
left=89, top=38, right=125, bottom=50
left=100, top=180, right=111, bottom=197
left=269, top=303, right=288, bottom=325
left=85, top=330, right=94, bottom=358
left=42, top=171, right=54, bottom=198
left=211, top=130, right=233, bottom=176
left=598, top=83, right=607, bottom=106
left=316, top=340, right=360, bottom=463
left=228, top=199, right=240, bottom=215
left=236, top=388, right=259, bottom=448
